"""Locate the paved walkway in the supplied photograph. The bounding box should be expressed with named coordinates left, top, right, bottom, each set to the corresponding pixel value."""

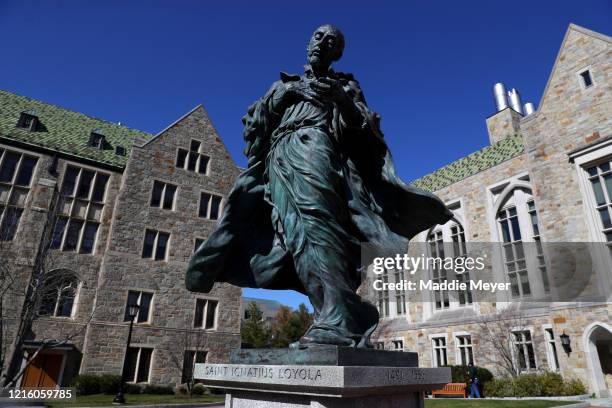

left=589, top=397, right=612, bottom=407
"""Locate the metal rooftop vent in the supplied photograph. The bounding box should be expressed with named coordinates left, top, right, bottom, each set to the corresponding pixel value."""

left=493, top=83, right=508, bottom=111
left=507, top=88, right=524, bottom=115
left=523, top=102, right=536, bottom=116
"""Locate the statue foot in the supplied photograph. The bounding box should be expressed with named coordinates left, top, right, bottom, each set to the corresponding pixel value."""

left=291, top=327, right=357, bottom=348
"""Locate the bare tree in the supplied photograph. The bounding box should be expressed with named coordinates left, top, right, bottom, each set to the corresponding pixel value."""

left=1, top=186, right=98, bottom=390
left=167, top=330, right=208, bottom=395
left=479, top=306, right=529, bottom=378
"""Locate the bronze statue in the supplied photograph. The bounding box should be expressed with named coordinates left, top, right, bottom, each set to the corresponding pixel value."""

left=186, top=25, right=451, bottom=348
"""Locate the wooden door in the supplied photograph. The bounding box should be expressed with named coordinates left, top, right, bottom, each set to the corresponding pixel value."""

left=21, top=353, right=63, bottom=388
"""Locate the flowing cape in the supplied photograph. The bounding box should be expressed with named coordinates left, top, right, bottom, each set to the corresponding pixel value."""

left=186, top=75, right=453, bottom=295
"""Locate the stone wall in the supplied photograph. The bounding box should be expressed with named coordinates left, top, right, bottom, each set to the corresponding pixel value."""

left=1, top=104, right=242, bottom=387
left=374, top=25, right=612, bottom=396
left=80, top=106, right=242, bottom=385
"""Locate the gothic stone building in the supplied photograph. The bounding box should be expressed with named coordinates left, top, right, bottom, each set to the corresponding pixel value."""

left=372, top=24, right=611, bottom=397
left=0, top=91, right=241, bottom=387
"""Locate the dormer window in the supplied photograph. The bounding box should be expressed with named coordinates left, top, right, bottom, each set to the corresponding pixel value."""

left=88, top=131, right=105, bottom=149
left=17, top=112, right=39, bottom=131
left=115, top=146, right=126, bottom=156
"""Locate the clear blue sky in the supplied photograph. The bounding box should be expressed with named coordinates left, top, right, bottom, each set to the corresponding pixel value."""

left=0, top=1, right=610, bottom=309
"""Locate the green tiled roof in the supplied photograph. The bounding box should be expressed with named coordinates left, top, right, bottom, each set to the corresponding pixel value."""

left=411, top=134, right=525, bottom=192
left=0, top=90, right=153, bottom=168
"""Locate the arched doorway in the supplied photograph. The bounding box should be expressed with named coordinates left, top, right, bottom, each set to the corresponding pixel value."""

left=584, top=322, right=612, bottom=397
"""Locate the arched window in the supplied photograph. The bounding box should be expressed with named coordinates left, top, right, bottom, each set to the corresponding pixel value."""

left=38, top=270, right=80, bottom=318
left=426, top=202, right=472, bottom=310
left=495, top=186, right=549, bottom=298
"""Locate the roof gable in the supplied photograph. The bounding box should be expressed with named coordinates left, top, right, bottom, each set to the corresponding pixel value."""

left=141, top=104, right=238, bottom=168
left=536, top=24, right=611, bottom=114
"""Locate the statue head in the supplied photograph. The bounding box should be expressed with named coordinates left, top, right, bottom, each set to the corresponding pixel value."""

left=307, top=24, right=345, bottom=69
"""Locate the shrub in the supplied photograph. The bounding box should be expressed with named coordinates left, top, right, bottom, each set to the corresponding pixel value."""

left=539, top=372, right=565, bottom=396
left=98, top=374, right=122, bottom=395
left=125, top=383, right=143, bottom=394
left=142, top=384, right=174, bottom=395
left=192, top=383, right=207, bottom=395
left=174, top=384, right=189, bottom=397
left=563, top=378, right=587, bottom=396
left=71, top=374, right=100, bottom=395
left=514, top=373, right=542, bottom=397
left=484, top=378, right=515, bottom=397
left=484, top=372, right=587, bottom=397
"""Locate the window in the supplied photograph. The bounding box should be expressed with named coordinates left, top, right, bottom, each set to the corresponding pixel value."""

left=176, top=140, right=210, bottom=175
left=194, top=298, right=218, bottom=329
left=0, top=149, right=38, bottom=241
left=496, top=187, right=547, bottom=298
left=394, top=269, right=406, bottom=315
left=428, top=231, right=449, bottom=309
left=456, top=335, right=474, bottom=365
left=426, top=203, right=472, bottom=310
left=124, top=291, right=153, bottom=323
left=585, top=161, right=612, bottom=252
left=51, top=166, right=109, bottom=253
left=150, top=180, right=177, bottom=210
left=376, top=269, right=390, bottom=317
left=199, top=192, right=222, bottom=220
left=194, top=238, right=205, bottom=254
left=528, top=200, right=549, bottom=293
left=181, top=350, right=207, bottom=384
left=374, top=341, right=384, bottom=350
left=580, top=70, right=593, bottom=88
left=16, top=112, right=39, bottom=131
left=448, top=225, right=468, bottom=306
left=142, top=229, right=169, bottom=261
left=432, top=337, right=447, bottom=367
left=124, top=347, right=153, bottom=383
left=498, top=206, right=529, bottom=297
left=545, top=328, right=560, bottom=371
left=38, top=273, right=79, bottom=318
left=88, top=131, right=105, bottom=149
left=115, top=146, right=126, bottom=156
left=392, top=340, right=404, bottom=351
left=513, top=330, right=536, bottom=371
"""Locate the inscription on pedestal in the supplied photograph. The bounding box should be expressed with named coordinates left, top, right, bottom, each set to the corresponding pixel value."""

left=195, top=363, right=450, bottom=395
left=203, top=365, right=323, bottom=382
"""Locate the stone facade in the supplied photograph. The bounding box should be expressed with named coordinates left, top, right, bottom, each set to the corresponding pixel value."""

left=372, top=24, right=612, bottom=397
left=1, top=98, right=241, bottom=387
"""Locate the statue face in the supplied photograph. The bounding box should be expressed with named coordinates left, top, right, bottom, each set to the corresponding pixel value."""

left=307, top=25, right=344, bottom=68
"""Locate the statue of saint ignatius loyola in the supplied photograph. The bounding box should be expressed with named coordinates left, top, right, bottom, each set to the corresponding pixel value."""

left=186, top=25, right=451, bottom=348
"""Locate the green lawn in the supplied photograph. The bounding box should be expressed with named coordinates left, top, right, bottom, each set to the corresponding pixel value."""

left=426, top=399, right=578, bottom=408
left=43, top=395, right=582, bottom=408
left=45, top=393, right=224, bottom=407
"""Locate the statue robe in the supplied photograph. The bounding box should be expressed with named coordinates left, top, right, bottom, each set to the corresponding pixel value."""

left=186, top=67, right=452, bottom=346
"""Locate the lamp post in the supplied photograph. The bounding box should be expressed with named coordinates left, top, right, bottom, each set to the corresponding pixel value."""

left=113, top=303, right=140, bottom=404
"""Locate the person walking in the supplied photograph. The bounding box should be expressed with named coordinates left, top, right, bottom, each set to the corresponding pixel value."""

left=468, top=362, right=481, bottom=398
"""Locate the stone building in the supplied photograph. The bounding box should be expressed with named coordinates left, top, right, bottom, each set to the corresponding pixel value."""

left=241, top=297, right=288, bottom=327
left=372, top=24, right=611, bottom=397
left=0, top=91, right=241, bottom=388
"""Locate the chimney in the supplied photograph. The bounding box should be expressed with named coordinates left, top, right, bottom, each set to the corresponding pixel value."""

left=524, top=102, right=536, bottom=116
left=486, top=83, right=523, bottom=144
left=507, top=88, right=524, bottom=115
left=493, top=83, right=508, bottom=111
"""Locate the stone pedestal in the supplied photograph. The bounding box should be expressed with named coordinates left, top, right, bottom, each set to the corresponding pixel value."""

left=194, top=347, right=451, bottom=408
